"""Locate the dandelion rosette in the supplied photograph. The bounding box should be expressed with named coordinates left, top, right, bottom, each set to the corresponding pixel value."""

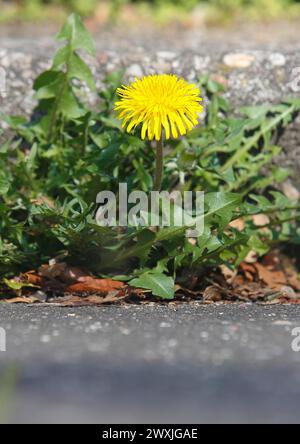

left=115, top=74, right=203, bottom=141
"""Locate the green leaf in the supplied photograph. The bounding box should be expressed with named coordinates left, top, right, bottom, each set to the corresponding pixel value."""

left=56, top=85, right=84, bottom=118
left=26, top=143, right=38, bottom=171
left=130, top=272, right=175, bottom=299
left=56, top=13, right=95, bottom=56
left=52, top=46, right=69, bottom=70
left=240, top=104, right=270, bottom=119
left=68, top=53, right=96, bottom=91
left=3, top=278, right=37, bottom=291
left=33, top=70, right=64, bottom=98
left=0, top=177, right=9, bottom=195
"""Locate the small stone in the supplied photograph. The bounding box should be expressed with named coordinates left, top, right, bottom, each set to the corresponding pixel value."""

left=221, top=333, right=231, bottom=341
left=1, top=56, right=10, bottom=68
left=167, top=339, right=178, bottom=347
left=159, top=322, right=172, bottom=328
left=269, top=53, right=286, bottom=67
left=282, top=181, right=300, bottom=201
left=209, top=73, right=228, bottom=88
left=97, top=52, right=109, bottom=65
left=40, top=335, right=51, bottom=343
left=272, top=320, right=292, bottom=326
left=120, top=327, right=131, bottom=335
left=156, top=51, right=177, bottom=60
left=152, top=61, right=172, bottom=74
left=223, top=53, right=255, bottom=68
left=126, top=63, right=143, bottom=78
left=187, top=69, right=196, bottom=81
left=280, top=286, right=297, bottom=299
left=33, top=291, right=47, bottom=302
left=193, top=55, right=210, bottom=71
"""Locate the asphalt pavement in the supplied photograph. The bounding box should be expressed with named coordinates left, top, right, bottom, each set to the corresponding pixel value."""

left=0, top=303, right=300, bottom=424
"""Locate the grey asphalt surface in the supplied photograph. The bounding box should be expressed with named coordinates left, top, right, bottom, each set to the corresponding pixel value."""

left=0, top=303, right=300, bottom=424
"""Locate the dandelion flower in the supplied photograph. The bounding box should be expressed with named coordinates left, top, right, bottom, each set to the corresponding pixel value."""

left=115, top=74, right=203, bottom=141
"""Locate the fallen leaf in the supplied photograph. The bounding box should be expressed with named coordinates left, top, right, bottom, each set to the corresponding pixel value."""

left=280, top=255, right=300, bottom=291
left=65, top=277, right=126, bottom=294
left=239, top=262, right=257, bottom=281
left=219, top=265, right=237, bottom=284
left=279, top=285, right=298, bottom=299
left=30, top=196, right=55, bottom=208
left=3, top=277, right=38, bottom=292
left=39, top=262, right=88, bottom=283
left=22, top=271, right=45, bottom=287
left=261, top=252, right=280, bottom=268
left=50, top=292, right=127, bottom=307
left=0, top=295, right=39, bottom=304
left=175, top=284, right=202, bottom=298
left=254, top=262, right=286, bottom=289
left=244, top=250, right=258, bottom=264
left=203, top=285, right=222, bottom=302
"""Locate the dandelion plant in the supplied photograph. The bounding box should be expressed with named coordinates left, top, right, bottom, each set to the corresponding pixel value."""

left=115, top=74, right=203, bottom=190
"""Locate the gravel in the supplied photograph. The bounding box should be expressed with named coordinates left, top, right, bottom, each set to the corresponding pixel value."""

left=1, top=26, right=300, bottom=187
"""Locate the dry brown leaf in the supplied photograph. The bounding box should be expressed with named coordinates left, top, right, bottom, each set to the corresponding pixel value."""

left=0, top=295, right=39, bottom=304
left=253, top=262, right=286, bottom=289
left=23, top=271, right=45, bottom=287
left=244, top=250, right=258, bottom=264
left=50, top=292, right=126, bottom=307
left=65, top=277, right=126, bottom=294
left=261, top=252, right=281, bottom=268
left=175, top=284, right=202, bottom=298
left=203, top=285, right=222, bottom=302
left=286, top=275, right=300, bottom=292
left=279, top=285, right=298, bottom=299
left=30, top=196, right=54, bottom=208
left=39, top=262, right=88, bottom=283
left=239, top=262, right=257, bottom=282
left=219, top=265, right=237, bottom=284
left=281, top=258, right=300, bottom=291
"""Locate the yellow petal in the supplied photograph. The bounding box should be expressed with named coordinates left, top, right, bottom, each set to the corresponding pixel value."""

left=114, top=74, right=203, bottom=141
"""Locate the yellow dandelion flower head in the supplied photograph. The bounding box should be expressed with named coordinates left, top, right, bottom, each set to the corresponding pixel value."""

left=115, top=74, right=203, bottom=141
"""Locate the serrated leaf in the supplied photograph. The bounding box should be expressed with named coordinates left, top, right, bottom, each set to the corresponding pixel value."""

left=0, top=176, right=9, bottom=195
left=130, top=272, right=175, bottom=299
left=56, top=85, right=84, bottom=118
left=52, top=46, right=70, bottom=70
left=240, top=104, right=270, bottom=119
left=33, top=70, right=63, bottom=98
left=68, top=53, right=96, bottom=91
left=56, top=13, right=95, bottom=56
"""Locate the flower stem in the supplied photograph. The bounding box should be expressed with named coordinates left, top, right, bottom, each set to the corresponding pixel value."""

left=153, top=138, right=164, bottom=191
